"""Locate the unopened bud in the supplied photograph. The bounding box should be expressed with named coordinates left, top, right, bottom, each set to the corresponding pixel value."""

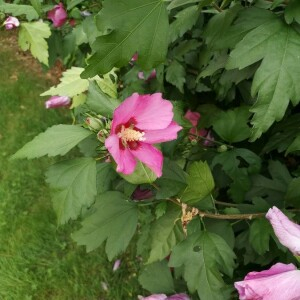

left=86, top=117, right=103, bottom=131
left=97, top=129, right=108, bottom=143
left=217, top=144, right=228, bottom=152
left=190, top=139, right=198, bottom=146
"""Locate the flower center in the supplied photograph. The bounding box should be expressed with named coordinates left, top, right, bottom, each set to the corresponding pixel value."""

left=117, top=125, right=145, bottom=148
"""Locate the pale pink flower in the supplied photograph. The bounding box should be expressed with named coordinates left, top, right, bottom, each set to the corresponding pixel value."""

left=105, top=93, right=182, bottom=177
left=138, top=70, right=157, bottom=81
left=47, top=3, right=67, bottom=28
left=266, top=206, right=300, bottom=256
left=235, top=263, right=300, bottom=300
left=3, top=16, right=20, bottom=30
left=45, top=96, right=71, bottom=109
left=112, top=259, right=121, bottom=272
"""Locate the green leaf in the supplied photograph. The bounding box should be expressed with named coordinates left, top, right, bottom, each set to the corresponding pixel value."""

left=212, top=107, right=251, bottom=143
left=139, top=260, right=175, bottom=294
left=172, top=39, right=201, bottom=59
left=286, top=136, right=300, bottom=155
left=29, top=0, right=41, bottom=15
left=249, top=218, right=273, bottom=255
left=263, top=114, right=300, bottom=154
left=82, top=16, right=100, bottom=45
left=203, top=4, right=242, bottom=50
left=147, top=204, right=183, bottom=263
left=167, top=0, right=200, bottom=10
left=18, top=22, right=51, bottom=65
left=285, top=0, right=300, bottom=24
left=155, top=202, right=168, bottom=219
left=67, top=0, right=85, bottom=10
left=119, top=161, right=157, bottom=185
left=246, top=160, right=292, bottom=203
left=81, top=0, right=169, bottom=78
left=212, top=148, right=261, bottom=203
left=97, top=68, right=118, bottom=99
left=96, top=163, right=117, bottom=194
left=165, top=60, right=186, bottom=93
left=46, top=158, right=97, bottom=224
left=73, top=24, right=88, bottom=45
left=285, top=177, right=300, bottom=208
left=156, top=158, right=187, bottom=199
left=169, top=231, right=236, bottom=300
left=70, top=93, right=86, bottom=109
left=0, top=4, right=39, bottom=21
left=73, top=191, right=138, bottom=260
left=227, top=13, right=300, bottom=140
left=41, top=67, right=91, bottom=98
left=86, top=81, right=120, bottom=118
left=180, top=161, right=215, bottom=204
left=204, top=219, right=235, bottom=249
left=12, top=125, right=91, bottom=159
left=169, top=5, right=199, bottom=43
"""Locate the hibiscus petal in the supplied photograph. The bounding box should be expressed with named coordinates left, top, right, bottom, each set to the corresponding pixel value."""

left=266, top=206, right=300, bottom=255
left=144, top=122, right=182, bottom=144
left=105, top=135, right=136, bottom=174
left=134, top=93, right=174, bottom=130
left=111, top=93, right=140, bottom=132
left=130, top=143, right=163, bottom=177
left=245, top=262, right=296, bottom=280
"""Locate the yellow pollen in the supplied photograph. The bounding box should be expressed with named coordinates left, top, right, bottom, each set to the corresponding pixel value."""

left=118, top=125, right=145, bottom=146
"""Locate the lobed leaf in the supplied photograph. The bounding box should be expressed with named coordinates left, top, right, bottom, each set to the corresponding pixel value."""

left=169, top=231, right=236, bottom=300
left=18, top=22, right=51, bottom=65
left=73, top=191, right=138, bottom=260
left=0, top=4, right=39, bottom=21
left=227, top=13, right=300, bottom=140
left=180, top=161, right=215, bottom=204
left=46, top=158, right=97, bottom=224
left=81, top=0, right=169, bottom=78
left=12, top=125, right=92, bottom=159
left=147, top=204, right=184, bottom=264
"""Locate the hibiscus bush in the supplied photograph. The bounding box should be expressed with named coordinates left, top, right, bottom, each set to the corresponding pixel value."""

left=3, top=0, right=300, bottom=299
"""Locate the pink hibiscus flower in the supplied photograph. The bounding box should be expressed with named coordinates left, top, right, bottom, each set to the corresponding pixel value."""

left=47, top=3, right=68, bottom=28
left=105, top=93, right=182, bottom=177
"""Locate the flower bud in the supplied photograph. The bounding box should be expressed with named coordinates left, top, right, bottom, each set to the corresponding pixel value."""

left=3, top=16, right=20, bottom=30
left=85, top=117, right=103, bottom=131
left=217, top=144, right=228, bottom=152
left=45, top=96, right=71, bottom=109
left=97, top=129, right=109, bottom=143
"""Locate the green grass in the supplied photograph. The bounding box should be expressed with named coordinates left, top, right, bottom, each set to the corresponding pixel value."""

left=0, top=32, right=142, bottom=299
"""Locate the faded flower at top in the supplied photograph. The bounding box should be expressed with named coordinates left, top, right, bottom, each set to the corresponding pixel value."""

left=105, top=93, right=182, bottom=177
left=235, top=262, right=300, bottom=300
left=266, top=206, right=300, bottom=256
left=47, top=3, right=68, bottom=28
left=45, top=96, right=71, bottom=109
left=3, top=16, right=20, bottom=30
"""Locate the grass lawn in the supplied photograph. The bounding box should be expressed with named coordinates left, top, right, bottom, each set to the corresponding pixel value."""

left=0, top=32, right=141, bottom=299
